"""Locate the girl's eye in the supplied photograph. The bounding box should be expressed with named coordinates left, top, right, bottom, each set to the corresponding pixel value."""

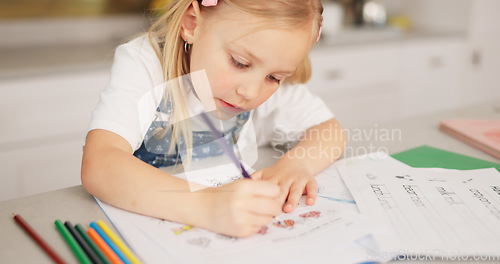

left=268, top=75, right=281, bottom=84
left=231, top=57, right=249, bottom=69
left=230, top=55, right=281, bottom=84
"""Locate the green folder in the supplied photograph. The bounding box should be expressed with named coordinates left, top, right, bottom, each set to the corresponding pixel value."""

left=391, top=145, right=500, bottom=172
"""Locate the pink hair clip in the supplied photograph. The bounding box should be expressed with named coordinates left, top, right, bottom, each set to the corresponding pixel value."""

left=316, top=26, right=322, bottom=42
left=201, top=0, right=218, bottom=7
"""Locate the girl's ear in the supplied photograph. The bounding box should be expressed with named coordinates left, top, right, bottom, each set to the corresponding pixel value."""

left=180, top=0, right=202, bottom=44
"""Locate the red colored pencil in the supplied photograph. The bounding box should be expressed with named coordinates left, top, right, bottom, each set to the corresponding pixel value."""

left=13, top=214, right=67, bottom=264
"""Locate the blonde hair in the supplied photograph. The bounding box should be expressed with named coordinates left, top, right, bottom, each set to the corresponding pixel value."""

left=148, top=0, right=323, bottom=167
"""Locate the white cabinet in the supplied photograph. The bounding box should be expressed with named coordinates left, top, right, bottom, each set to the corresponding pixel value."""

left=0, top=69, right=108, bottom=145
left=462, top=38, right=500, bottom=104
left=0, top=140, right=85, bottom=201
left=308, top=37, right=466, bottom=128
left=0, top=68, right=109, bottom=201
left=308, top=43, right=401, bottom=128
left=397, top=38, right=466, bottom=118
left=461, top=0, right=500, bottom=105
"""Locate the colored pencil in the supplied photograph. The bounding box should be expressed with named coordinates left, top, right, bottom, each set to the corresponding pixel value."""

left=76, top=224, right=112, bottom=264
left=90, top=222, right=132, bottom=264
left=13, top=214, right=67, bottom=264
left=54, top=219, right=92, bottom=264
left=88, top=227, right=125, bottom=264
left=65, top=221, right=104, bottom=264
left=199, top=111, right=250, bottom=178
left=96, top=220, right=142, bottom=264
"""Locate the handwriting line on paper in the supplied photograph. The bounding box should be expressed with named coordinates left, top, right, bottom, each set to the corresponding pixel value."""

left=317, top=195, right=356, bottom=204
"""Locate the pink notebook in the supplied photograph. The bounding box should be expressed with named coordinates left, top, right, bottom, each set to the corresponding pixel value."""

left=439, top=119, right=500, bottom=160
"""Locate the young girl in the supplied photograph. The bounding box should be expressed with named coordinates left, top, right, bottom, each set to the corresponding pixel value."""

left=82, top=0, right=346, bottom=238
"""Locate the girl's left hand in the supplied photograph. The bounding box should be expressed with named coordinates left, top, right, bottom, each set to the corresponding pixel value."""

left=251, top=162, right=317, bottom=213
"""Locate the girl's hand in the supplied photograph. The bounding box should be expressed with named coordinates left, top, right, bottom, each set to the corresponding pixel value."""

left=204, top=179, right=281, bottom=238
left=251, top=162, right=317, bottom=214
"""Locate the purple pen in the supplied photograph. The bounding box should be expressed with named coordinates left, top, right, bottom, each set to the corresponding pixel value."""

left=199, top=111, right=251, bottom=178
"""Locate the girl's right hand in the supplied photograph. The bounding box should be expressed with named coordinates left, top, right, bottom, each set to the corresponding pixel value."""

left=204, top=179, right=281, bottom=238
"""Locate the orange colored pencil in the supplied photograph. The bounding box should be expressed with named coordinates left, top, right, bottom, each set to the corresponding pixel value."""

left=88, top=227, right=124, bottom=264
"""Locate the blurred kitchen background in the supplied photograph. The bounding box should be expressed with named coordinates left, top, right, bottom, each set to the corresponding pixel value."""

left=1, top=0, right=499, bottom=201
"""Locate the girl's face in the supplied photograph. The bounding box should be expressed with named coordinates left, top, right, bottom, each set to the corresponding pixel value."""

left=185, top=3, right=314, bottom=119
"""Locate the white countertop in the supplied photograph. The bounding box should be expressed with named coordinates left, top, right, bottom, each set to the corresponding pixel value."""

left=317, top=27, right=467, bottom=47
left=0, top=42, right=116, bottom=79
left=0, top=14, right=145, bottom=80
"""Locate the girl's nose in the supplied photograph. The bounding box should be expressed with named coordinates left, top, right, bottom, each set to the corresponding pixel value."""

left=236, top=80, right=261, bottom=100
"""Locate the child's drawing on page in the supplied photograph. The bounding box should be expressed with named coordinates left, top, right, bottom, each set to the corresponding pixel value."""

left=216, top=233, right=239, bottom=241
left=173, top=225, right=195, bottom=235
left=257, top=226, right=268, bottom=235
left=300, top=211, right=321, bottom=218
left=273, top=219, right=295, bottom=229
left=187, top=237, right=211, bottom=248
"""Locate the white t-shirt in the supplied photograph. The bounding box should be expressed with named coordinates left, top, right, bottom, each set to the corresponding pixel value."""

left=89, top=35, right=334, bottom=155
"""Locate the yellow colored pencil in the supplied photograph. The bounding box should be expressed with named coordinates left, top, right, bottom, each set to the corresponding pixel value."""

left=96, top=220, right=141, bottom=264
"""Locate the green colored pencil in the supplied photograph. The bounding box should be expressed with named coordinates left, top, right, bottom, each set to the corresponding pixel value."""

left=54, top=220, right=92, bottom=264
left=75, top=224, right=112, bottom=264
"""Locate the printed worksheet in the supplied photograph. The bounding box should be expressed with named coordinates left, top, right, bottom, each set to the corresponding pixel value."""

left=96, top=161, right=376, bottom=264
left=337, top=153, right=500, bottom=257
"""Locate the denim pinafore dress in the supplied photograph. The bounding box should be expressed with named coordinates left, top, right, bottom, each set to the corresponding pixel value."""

left=133, top=97, right=250, bottom=168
